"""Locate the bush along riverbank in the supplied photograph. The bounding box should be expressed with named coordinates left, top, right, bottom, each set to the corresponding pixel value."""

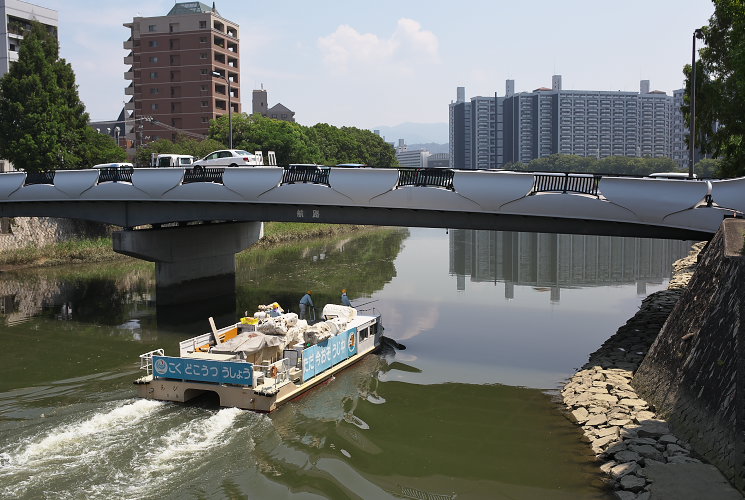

left=561, top=242, right=743, bottom=499
left=0, top=223, right=368, bottom=270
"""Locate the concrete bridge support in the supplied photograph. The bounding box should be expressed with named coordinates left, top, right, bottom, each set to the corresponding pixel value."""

left=112, top=221, right=263, bottom=305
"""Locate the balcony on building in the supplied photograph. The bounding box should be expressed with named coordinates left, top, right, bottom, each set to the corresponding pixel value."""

left=124, top=52, right=133, bottom=65
left=124, top=70, right=134, bottom=80
left=123, top=38, right=133, bottom=50
left=125, top=83, right=134, bottom=95
left=124, top=99, right=135, bottom=111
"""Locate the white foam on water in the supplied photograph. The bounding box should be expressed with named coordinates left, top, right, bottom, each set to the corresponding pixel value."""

left=0, top=399, right=165, bottom=498
left=14, top=399, right=164, bottom=464
left=105, top=407, right=250, bottom=499
left=145, top=407, right=244, bottom=472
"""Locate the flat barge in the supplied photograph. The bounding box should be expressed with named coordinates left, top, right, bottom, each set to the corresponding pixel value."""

left=135, top=304, right=381, bottom=412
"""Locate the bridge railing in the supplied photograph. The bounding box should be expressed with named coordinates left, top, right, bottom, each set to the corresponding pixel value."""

left=281, top=165, right=330, bottom=187
left=97, top=167, right=134, bottom=183
left=24, top=171, right=55, bottom=186
left=531, top=173, right=601, bottom=197
left=183, top=166, right=225, bottom=184
left=397, top=168, right=455, bottom=191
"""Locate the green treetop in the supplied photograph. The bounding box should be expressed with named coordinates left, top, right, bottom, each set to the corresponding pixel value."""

left=0, top=21, right=123, bottom=171
left=684, top=1, right=745, bottom=178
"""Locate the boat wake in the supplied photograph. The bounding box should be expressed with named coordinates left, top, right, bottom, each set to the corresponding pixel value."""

left=0, top=400, right=262, bottom=500
left=0, top=399, right=165, bottom=499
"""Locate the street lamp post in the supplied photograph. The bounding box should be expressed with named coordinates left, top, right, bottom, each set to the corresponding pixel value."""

left=213, top=71, right=232, bottom=149
left=690, top=28, right=704, bottom=179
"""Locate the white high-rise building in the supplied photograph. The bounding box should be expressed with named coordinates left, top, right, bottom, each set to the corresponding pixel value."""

left=452, top=76, right=688, bottom=169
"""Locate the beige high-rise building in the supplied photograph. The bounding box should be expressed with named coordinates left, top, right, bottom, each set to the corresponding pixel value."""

left=123, top=2, right=240, bottom=147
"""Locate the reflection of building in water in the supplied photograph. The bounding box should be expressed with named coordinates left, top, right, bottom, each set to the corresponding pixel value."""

left=449, top=230, right=692, bottom=301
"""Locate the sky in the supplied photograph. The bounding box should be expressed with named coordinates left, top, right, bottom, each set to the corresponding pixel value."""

left=40, top=0, right=716, bottom=133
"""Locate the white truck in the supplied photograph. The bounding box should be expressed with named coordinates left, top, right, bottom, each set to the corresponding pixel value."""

left=151, top=154, right=195, bottom=168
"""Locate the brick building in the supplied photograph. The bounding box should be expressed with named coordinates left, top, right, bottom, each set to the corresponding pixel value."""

left=123, top=2, right=240, bottom=146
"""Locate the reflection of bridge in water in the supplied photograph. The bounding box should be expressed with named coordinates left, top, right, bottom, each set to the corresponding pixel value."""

left=449, top=230, right=692, bottom=301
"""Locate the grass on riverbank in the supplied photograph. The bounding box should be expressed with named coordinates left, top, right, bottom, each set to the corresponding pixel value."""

left=0, top=223, right=370, bottom=270
left=258, top=222, right=365, bottom=246
left=0, top=237, right=129, bottom=270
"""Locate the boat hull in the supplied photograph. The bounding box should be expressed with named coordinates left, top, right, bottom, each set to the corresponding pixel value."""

left=135, top=342, right=378, bottom=412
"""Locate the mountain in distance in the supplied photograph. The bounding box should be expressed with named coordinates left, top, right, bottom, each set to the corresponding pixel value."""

left=372, top=122, right=448, bottom=145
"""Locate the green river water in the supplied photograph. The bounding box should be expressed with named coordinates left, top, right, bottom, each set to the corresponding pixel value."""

left=0, top=227, right=691, bottom=499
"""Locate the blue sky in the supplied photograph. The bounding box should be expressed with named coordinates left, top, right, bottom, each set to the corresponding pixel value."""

left=42, top=0, right=715, bottom=131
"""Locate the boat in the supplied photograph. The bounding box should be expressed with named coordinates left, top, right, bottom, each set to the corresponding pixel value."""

left=135, top=303, right=382, bottom=412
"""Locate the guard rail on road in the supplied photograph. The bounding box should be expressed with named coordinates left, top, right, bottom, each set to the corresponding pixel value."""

left=397, top=168, right=455, bottom=191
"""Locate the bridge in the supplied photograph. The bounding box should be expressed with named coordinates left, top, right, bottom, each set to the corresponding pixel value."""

left=0, top=166, right=742, bottom=298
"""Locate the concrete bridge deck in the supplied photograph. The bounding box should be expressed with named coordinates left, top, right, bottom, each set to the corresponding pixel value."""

left=0, top=166, right=742, bottom=240
left=1, top=166, right=741, bottom=292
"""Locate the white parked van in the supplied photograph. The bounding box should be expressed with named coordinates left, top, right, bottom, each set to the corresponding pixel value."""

left=151, top=154, right=194, bottom=168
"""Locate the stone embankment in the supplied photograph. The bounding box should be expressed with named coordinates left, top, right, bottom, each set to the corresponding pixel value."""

left=561, top=240, right=742, bottom=499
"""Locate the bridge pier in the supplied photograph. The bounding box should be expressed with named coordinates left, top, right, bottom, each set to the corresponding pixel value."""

left=112, top=222, right=263, bottom=305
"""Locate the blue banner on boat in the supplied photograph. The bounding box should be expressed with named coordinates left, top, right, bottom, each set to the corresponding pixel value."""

left=152, top=356, right=253, bottom=386
left=302, top=328, right=357, bottom=382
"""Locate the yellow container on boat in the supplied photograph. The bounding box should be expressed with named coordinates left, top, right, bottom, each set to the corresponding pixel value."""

left=241, top=317, right=259, bottom=325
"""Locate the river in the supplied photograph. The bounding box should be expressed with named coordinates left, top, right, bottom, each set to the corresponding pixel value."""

left=0, top=227, right=691, bottom=499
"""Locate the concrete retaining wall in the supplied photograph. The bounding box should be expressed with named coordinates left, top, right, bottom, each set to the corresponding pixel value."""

left=633, top=218, right=745, bottom=491
left=0, top=217, right=110, bottom=251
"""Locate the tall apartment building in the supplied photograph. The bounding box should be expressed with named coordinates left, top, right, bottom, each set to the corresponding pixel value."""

left=123, top=2, right=240, bottom=145
left=451, top=76, right=687, bottom=169
left=671, top=88, right=689, bottom=169
left=0, top=0, right=57, bottom=172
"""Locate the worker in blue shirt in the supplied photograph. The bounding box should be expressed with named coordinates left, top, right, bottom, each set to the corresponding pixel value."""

left=341, top=289, right=352, bottom=307
left=299, top=290, right=314, bottom=320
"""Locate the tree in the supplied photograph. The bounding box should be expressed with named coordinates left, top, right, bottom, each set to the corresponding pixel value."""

left=0, top=22, right=98, bottom=171
left=80, top=127, right=127, bottom=166
left=694, top=158, right=722, bottom=178
left=209, top=113, right=397, bottom=167
left=684, top=1, right=745, bottom=177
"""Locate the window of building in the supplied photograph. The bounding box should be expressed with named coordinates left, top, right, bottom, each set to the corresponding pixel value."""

left=169, top=23, right=179, bottom=33
left=201, top=117, right=209, bottom=123
left=199, top=20, right=207, bottom=29
left=149, top=56, right=158, bottom=63
left=201, top=101, right=208, bottom=107
left=148, top=24, right=157, bottom=32
left=200, top=53, right=208, bottom=59
left=148, top=40, right=158, bottom=47
left=200, top=69, right=208, bottom=75
left=200, top=36, right=207, bottom=43
left=200, top=85, right=207, bottom=91
left=151, top=103, right=158, bottom=110
left=149, top=72, right=158, bottom=79
left=150, top=88, right=159, bottom=94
